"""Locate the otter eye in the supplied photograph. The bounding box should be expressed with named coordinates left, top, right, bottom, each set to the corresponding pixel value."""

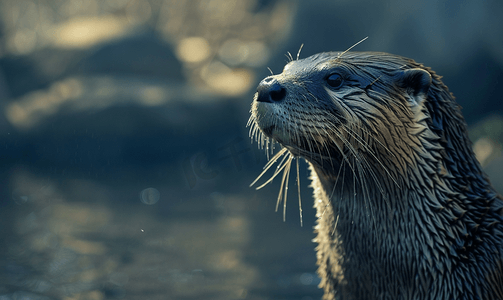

left=327, top=73, right=343, bottom=88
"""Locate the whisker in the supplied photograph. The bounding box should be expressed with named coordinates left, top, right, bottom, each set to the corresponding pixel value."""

left=296, top=44, right=304, bottom=60
left=336, top=36, right=368, bottom=60
left=286, top=51, right=294, bottom=62
left=296, top=158, right=303, bottom=227
left=254, top=149, right=291, bottom=190
left=331, top=214, right=340, bottom=235
left=275, top=155, right=294, bottom=218
left=250, top=148, right=288, bottom=188
left=365, top=75, right=382, bottom=90
left=329, top=154, right=346, bottom=200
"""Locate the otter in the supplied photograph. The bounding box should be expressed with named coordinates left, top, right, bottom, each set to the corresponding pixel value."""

left=248, top=50, right=503, bottom=300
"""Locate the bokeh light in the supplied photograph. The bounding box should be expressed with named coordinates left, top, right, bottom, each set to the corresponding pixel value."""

left=140, top=187, right=160, bottom=205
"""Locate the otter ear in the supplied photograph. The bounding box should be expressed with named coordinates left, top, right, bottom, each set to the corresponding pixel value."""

left=396, top=68, right=432, bottom=105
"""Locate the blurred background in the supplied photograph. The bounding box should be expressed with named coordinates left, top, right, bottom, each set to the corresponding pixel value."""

left=0, top=0, right=502, bottom=299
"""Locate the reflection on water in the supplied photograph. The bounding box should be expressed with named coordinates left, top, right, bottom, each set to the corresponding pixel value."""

left=6, top=78, right=84, bottom=129
left=4, top=76, right=229, bottom=130
left=4, top=170, right=262, bottom=299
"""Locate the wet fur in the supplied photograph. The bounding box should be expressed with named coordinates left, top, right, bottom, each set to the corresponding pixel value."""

left=249, top=51, right=503, bottom=299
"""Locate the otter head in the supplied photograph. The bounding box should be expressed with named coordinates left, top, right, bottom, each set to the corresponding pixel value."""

left=249, top=52, right=434, bottom=184
left=249, top=51, right=503, bottom=300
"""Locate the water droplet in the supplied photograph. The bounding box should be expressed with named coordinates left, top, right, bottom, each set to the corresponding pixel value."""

left=140, top=187, right=160, bottom=205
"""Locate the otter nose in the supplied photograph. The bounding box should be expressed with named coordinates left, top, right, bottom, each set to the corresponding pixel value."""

left=256, top=77, right=286, bottom=103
